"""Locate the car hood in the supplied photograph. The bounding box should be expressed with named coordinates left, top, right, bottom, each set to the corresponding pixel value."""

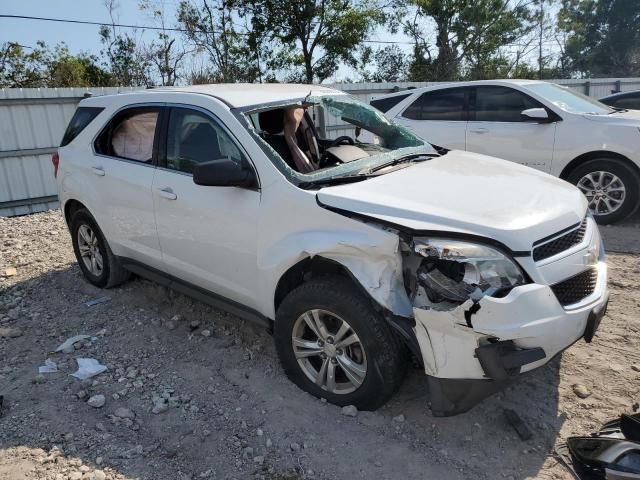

left=316, top=151, right=587, bottom=252
left=583, top=109, right=640, bottom=126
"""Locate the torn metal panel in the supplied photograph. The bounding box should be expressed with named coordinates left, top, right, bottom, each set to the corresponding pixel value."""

left=413, top=306, right=487, bottom=378
left=267, top=228, right=413, bottom=317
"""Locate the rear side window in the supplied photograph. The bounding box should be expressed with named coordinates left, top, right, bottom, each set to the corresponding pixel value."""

left=370, top=93, right=411, bottom=113
left=60, top=107, right=103, bottom=147
left=473, top=86, right=543, bottom=122
left=94, top=107, right=160, bottom=163
left=402, top=88, right=467, bottom=121
left=612, top=94, right=640, bottom=110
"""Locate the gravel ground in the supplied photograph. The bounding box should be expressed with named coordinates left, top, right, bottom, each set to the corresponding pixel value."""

left=0, top=209, right=638, bottom=480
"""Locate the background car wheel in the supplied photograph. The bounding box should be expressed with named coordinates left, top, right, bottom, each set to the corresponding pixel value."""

left=70, top=209, right=130, bottom=288
left=274, top=276, right=406, bottom=411
left=567, top=158, right=640, bottom=224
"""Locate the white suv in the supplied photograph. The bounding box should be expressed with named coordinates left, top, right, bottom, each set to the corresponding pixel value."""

left=54, top=84, right=608, bottom=416
left=373, top=80, right=640, bottom=224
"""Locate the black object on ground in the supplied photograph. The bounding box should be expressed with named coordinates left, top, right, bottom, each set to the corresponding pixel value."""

left=504, top=408, right=533, bottom=441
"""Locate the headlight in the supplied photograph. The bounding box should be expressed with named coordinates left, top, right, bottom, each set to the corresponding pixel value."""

left=412, top=239, right=526, bottom=303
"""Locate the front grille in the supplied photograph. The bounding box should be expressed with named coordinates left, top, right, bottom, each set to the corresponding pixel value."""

left=551, top=268, right=598, bottom=306
left=532, top=218, right=588, bottom=262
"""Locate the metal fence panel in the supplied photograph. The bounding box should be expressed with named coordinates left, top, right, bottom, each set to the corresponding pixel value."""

left=0, top=87, right=140, bottom=216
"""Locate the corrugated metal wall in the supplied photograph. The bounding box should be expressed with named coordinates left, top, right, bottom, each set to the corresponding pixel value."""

left=1, top=79, right=640, bottom=216
left=0, top=87, right=141, bottom=217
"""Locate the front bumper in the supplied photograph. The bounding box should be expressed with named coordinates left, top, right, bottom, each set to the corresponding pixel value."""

left=413, top=260, right=608, bottom=416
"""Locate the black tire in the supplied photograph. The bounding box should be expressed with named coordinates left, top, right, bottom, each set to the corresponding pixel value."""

left=566, top=157, right=640, bottom=224
left=70, top=209, right=130, bottom=288
left=274, top=276, right=406, bottom=411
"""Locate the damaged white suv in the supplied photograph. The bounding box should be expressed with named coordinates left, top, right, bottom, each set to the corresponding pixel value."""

left=54, top=84, right=609, bottom=416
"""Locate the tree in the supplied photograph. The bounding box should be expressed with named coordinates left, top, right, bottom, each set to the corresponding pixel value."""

left=360, top=45, right=409, bottom=82
left=0, top=42, right=45, bottom=87
left=141, top=0, right=188, bottom=86
left=558, top=0, right=640, bottom=77
left=100, top=0, right=153, bottom=86
left=401, top=0, right=532, bottom=81
left=0, top=41, right=112, bottom=88
left=178, top=0, right=261, bottom=83
left=41, top=43, right=112, bottom=87
left=251, top=0, right=385, bottom=83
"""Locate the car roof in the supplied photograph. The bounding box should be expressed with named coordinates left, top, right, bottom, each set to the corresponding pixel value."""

left=83, top=83, right=344, bottom=109
left=600, top=90, right=640, bottom=100
left=374, top=79, right=552, bottom=98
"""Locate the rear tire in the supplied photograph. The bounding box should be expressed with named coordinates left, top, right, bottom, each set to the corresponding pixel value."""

left=274, top=276, right=406, bottom=411
left=70, top=209, right=130, bottom=288
left=566, top=158, right=640, bottom=224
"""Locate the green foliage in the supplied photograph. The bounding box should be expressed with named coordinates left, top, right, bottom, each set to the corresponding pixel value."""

left=559, top=0, right=640, bottom=77
left=0, top=41, right=112, bottom=88
left=141, top=0, right=188, bottom=86
left=402, top=0, right=533, bottom=81
left=250, top=0, right=385, bottom=83
left=359, top=45, right=409, bottom=82
left=177, top=0, right=262, bottom=83
left=99, top=25, right=153, bottom=86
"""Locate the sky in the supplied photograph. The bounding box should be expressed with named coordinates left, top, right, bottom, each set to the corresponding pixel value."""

left=0, top=0, right=417, bottom=83
left=0, top=0, right=179, bottom=58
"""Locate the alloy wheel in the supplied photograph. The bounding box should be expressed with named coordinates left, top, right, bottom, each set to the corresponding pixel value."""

left=577, top=170, right=626, bottom=216
left=291, top=309, right=367, bottom=395
left=77, top=224, right=104, bottom=276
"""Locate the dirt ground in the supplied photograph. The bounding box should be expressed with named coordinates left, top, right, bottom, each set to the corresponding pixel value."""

left=0, top=210, right=638, bottom=480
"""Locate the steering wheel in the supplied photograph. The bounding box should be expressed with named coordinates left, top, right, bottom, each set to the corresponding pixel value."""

left=330, top=135, right=355, bottom=147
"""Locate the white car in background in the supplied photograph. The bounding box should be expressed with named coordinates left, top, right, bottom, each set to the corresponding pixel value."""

left=372, top=80, right=640, bottom=224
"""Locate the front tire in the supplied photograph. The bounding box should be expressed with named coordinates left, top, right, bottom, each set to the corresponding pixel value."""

left=567, top=158, right=640, bottom=224
left=274, top=276, right=406, bottom=411
left=70, top=209, right=130, bottom=288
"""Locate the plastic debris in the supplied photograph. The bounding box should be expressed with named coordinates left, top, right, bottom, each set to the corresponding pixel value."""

left=85, top=296, right=110, bottom=307
left=38, top=359, right=58, bottom=374
left=71, top=358, right=108, bottom=380
left=54, top=335, right=91, bottom=353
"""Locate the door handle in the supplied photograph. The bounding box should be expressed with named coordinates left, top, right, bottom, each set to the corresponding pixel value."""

left=470, top=128, right=489, bottom=134
left=157, top=186, right=177, bottom=200
left=91, top=166, right=105, bottom=176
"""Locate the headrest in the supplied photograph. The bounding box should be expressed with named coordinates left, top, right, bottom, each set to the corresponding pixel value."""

left=258, top=109, right=284, bottom=135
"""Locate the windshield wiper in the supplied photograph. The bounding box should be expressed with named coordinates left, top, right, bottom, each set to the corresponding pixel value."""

left=298, top=173, right=377, bottom=190
left=609, top=107, right=629, bottom=114
left=363, top=153, right=434, bottom=174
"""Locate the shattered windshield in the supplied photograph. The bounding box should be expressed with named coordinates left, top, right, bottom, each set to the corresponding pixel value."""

left=239, top=94, right=437, bottom=186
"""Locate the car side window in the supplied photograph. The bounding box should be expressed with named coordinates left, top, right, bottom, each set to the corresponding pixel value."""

left=164, top=108, right=243, bottom=174
left=473, top=86, right=544, bottom=122
left=402, top=88, right=467, bottom=121
left=616, top=95, right=640, bottom=110
left=94, top=107, right=159, bottom=163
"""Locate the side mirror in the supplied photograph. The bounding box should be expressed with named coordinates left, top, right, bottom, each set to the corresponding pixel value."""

left=521, top=107, right=551, bottom=122
left=193, top=158, right=258, bottom=189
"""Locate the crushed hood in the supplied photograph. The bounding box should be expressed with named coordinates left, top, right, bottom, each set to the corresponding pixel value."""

left=317, top=151, right=587, bottom=252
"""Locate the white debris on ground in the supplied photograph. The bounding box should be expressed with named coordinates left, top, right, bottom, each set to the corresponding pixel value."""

left=0, top=209, right=639, bottom=480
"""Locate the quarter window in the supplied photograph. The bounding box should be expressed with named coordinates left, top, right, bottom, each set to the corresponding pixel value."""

left=402, top=88, right=467, bottom=121
left=94, top=107, right=160, bottom=163
left=163, top=108, right=243, bottom=174
left=473, top=86, right=543, bottom=122
left=61, top=107, right=103, bottom=147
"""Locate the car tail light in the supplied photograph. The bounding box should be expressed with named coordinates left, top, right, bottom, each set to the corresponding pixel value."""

left=52, top=152, right=59, bottom=178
